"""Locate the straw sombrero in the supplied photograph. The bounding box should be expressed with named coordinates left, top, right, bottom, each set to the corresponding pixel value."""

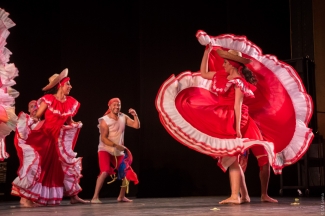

left=216, top=49, right=251, bottom=65
left=42, top=68, right=68, bottom=91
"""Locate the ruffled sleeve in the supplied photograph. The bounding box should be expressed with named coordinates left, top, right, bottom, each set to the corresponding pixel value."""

left=224, top=77, right=256, bottom=98
left=37, top=94, right=80, bottom=117
left=37, top=94, right=53, bottom=107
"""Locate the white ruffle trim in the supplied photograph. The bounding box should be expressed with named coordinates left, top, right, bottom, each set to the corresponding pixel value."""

left=211, top=77, right=255, bottom=98
left=156, top=72, right=276, bottom=170
left=0, top=64, right=19, bottom=85
left=15, top=113, right=41, bottom=181
left=0, top=8, right=16, bottom=29
left=39, top=96, right=80, bottom=117
left=12, top=120, right=83, bottom=203
left=0, top=7, right=19, bottom=161
left=57, top=122, right=83, bottom=196
left=0, top=8, right=15, bottom=65
left=12, top=183, right=64, bottom=205
left=205, top=33, right=314, bottom=174
left=11, top=113, right=41, bottom=198
left=226, top=79, right=254, bottom=97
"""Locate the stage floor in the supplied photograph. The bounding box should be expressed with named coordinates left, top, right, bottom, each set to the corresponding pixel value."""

left=0, top=196, right=321, bottom=216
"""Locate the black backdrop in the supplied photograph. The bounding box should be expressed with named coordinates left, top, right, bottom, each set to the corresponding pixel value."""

left=1, top=0, right=290, bottom=200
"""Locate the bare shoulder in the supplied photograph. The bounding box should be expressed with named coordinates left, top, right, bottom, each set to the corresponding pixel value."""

left=99, top=118, right=108, bottom=127
left=121, top=113, right=130, bottom=119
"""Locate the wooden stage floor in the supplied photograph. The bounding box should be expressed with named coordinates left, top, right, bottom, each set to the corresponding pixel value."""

left=0, top=196, right=321, bottom=216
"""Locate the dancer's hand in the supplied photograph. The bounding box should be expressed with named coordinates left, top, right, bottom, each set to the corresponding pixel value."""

left=128, top=108, right=137, bottom=117
left=206, top=43, right=213, bottom=52
left=31, top=116, right=39, bottom=122
left=114, top=143, right=126, bottom=151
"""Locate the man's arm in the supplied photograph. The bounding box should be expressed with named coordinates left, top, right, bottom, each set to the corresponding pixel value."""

left=99, top=120, right=125, bottom=151
left=125, top=108, right=140, bottom=129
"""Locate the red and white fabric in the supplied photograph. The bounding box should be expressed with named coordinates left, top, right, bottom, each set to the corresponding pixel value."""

left=11, top=94, right=83, bottom=205
left=0, top=8, right=19, bottom=161
left=156, top=72, right=275, bottom=172
left=156, top=31, right=314, bottom=174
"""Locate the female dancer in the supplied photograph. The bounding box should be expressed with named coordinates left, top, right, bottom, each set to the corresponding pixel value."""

left=11, top=69, right=89, bottom=207
left=203, top=46, right=277, bottom=203
left=201, top=46, right=266, bottom=204
left=156, top=46, right=276, bottom=204
left=156, top=31, right=313, bottom=204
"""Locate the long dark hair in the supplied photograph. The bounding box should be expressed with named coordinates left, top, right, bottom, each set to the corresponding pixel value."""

left=44, top=83, right=59, bottom=95
left=241, top=65, right=257, bottom=85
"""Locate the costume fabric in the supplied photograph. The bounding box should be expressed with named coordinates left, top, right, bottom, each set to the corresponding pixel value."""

left=156, top=31, right=314, bottom=174
left=0, top=8, right=19, bottom=161
left=11, top=112, right=43, bottom=196
left=11, top=94, right=83, bottom=205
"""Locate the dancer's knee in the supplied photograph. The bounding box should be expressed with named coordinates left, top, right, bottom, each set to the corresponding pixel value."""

left=257, top=156, right=268, bottom=170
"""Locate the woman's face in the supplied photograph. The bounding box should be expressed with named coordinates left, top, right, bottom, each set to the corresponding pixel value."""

left=222, top=59, right=232, bottom=73
left=61, top=81, right=72, bottom=95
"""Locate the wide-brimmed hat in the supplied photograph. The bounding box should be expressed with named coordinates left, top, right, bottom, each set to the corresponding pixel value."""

left=42, top=68, right=68, bottom=91
left=216, top=49, right=251, bottom=65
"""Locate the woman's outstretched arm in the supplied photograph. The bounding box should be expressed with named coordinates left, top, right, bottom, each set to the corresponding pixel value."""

left=200, top=46, right=216, bottom=80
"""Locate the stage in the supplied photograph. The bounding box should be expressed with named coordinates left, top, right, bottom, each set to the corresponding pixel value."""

left=0, top=196, right=321, bottom=216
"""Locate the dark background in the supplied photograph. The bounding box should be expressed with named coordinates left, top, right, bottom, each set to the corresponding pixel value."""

left=1, top=0, right=292, bottom=200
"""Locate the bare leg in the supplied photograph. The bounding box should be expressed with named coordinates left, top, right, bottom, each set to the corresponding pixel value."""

left=239, top=165, right=250, bottom=203
left=117, top=186, right=132, bottom=202
left=219, top=161, right=242, bottom=204
left=260, top=164, right=278, bottom=202
left=91, top=172, right=108, bottom=203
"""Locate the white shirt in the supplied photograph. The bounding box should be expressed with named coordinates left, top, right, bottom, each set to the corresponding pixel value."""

left=97, top=113, right=125, bottom=156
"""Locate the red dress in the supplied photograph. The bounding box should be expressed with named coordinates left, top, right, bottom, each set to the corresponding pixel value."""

left=11, top=94, right=83, bottom=205
left=156, top=31, right=314, bottom=174
left=156, top=70, right=275, bottom=171
left=11, top=112, right=43, bottom=199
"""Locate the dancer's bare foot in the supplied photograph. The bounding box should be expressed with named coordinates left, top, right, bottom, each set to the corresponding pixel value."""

left=240, top=197, right=251, bottom=203
left=261, top=194, right=278, bottom=203
left=117, top=197, right=133, bottom=202
left=219, top=196, right=242, bottom=204
left=90, top=198, right=102, bottom=204
left=21, top=199, right=37, bottom=208
left=33, top=203, right=43, bottom=207
left=70, top=195, right=90, bottom=204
